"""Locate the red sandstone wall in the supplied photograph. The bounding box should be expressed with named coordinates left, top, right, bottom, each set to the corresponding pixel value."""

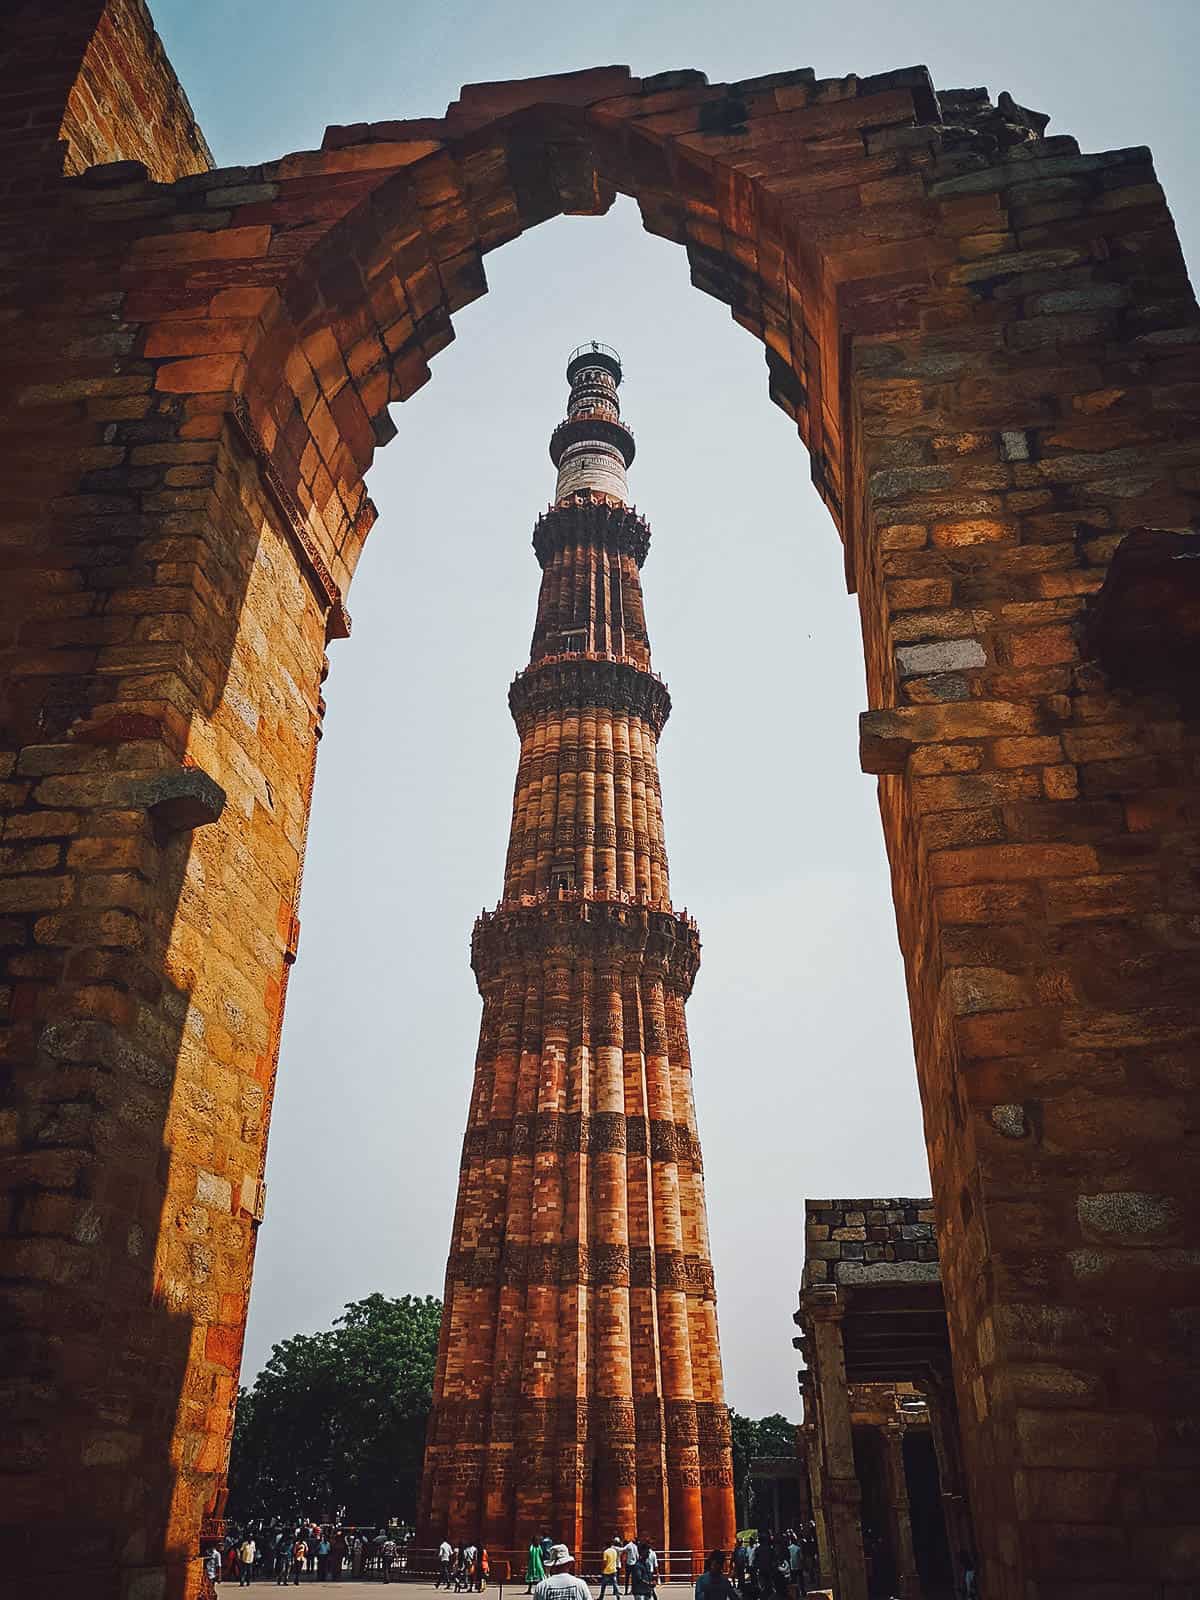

left=1, top=0, right=211, bottom=183
left=61, top=0, right=212, bottom=178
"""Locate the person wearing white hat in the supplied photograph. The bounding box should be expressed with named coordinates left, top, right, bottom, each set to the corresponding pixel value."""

left=533, top=1544, right=593, bottom=1600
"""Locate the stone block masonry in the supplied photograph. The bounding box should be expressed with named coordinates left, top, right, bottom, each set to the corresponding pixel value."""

left=1, top=6, right=1199, bottom=1597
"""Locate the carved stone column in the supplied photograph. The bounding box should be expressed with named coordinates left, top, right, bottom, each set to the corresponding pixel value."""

left=801, top=1289, right=867, bottom=1600
left=881, top=1424, right=921, bottom=1600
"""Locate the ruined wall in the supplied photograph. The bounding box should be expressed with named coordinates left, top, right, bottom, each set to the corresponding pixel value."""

left=2, top=0, right=211, bottom=183
left=60, top=0, right=212, bottom=179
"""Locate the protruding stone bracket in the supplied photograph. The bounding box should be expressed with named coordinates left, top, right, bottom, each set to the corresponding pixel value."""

left=859, top=711, right=912, bottom=775
left=132, top=767, right=226, bottom=837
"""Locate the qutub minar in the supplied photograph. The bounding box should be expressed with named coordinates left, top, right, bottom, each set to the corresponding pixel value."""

left=418, top=345, right=737, bottom=1558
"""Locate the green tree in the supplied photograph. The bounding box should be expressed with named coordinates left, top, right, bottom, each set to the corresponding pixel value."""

left=227, top=1293, right=442, bottom=1524
left=729, top=1410, right=798, bottom=1530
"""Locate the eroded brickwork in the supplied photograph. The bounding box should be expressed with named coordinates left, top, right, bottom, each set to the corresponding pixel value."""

left=2, top=8, right=1199, bottom=1597
left=420, top=352, right=735, bottom=1558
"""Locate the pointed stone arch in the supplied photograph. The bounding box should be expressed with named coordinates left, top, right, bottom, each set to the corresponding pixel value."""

left=3, top=7, right=1200, bottom=1598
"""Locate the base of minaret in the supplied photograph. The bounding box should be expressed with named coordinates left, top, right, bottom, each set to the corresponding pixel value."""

left=417, top=898, right=735, bottom=1560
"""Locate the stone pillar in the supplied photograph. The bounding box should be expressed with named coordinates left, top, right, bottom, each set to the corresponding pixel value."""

left=881, top=1425, right=921, bottom=1600
left=802, top=1290, right=867, bottom=1600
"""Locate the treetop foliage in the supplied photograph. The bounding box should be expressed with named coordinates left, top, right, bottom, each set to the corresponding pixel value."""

left=228, top=1293, right=442, bottom=1524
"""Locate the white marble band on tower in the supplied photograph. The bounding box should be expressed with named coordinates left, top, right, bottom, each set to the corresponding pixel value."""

left=549, top=342, right=636, bottom=505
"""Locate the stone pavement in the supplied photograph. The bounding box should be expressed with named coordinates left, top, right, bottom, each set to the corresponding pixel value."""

left=222, top=1585, right=695, bottom=1596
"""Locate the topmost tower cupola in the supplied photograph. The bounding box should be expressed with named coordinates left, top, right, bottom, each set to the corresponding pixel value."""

left=549, top=340, right=636, bottom=504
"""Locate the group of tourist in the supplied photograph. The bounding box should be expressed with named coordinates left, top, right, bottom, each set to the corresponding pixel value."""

left=434, top=1537, right=492, bottom=1590
left=730, top=1529, right=818, bottom=1598
left=203, top=1522, right=408, bottom=1584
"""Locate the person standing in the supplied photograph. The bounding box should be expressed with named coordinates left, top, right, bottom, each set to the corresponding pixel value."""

left=629, top=1543, right=656, bottom=1600
left=291, top=1535, right=307, bottom=1586
left=695, top=1551, right=738, bottom=1600
left=525, top=1537, right=547, bottom=1594
left=381, top=1533, right=397, bottom=1584
left=732, top=1540, right=749, bottom=1596
left=622, top=1536, right=639, bottom=1594
left=599, top=1537, right=621, bottom=1600
left=532, top=1545, right=592, bottom=1600
left=239, top=1535, right=257, bottom=1587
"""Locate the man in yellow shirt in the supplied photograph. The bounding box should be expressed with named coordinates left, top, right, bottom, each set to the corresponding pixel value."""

left=600, top=1537, right=621, bottom=1600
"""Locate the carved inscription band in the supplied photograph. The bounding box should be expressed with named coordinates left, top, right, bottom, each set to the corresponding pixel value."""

left=430, top=1396, right=732, bottom=1449
left=446, top=1240, right=716, bottom=1296
left=462, top=1111, right=704, bottom=1170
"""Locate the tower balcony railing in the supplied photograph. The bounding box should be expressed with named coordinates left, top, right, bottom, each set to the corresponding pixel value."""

left=568, top=339, right=622, bottom=368
left=475, top=882, right=695, bottom=931
left=559, top=405, right=635, bottom=440
left=516, top=648, right=665, bottom=683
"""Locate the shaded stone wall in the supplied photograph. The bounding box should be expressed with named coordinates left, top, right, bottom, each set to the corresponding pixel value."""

left=1, top=9, right=1199, bottom=1597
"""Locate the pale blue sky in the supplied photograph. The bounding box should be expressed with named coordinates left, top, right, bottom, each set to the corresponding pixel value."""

left=153, top=0, right=1199, bottom=1416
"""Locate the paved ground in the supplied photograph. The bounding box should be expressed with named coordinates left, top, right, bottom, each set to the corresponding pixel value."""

left=226, top=1583, right=696, bottom=1594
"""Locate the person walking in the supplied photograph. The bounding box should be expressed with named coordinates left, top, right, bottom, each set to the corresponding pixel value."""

left=532, top=1544, right=591, bottom=1600
left=291, top=1535, right=308, bottom=1586
left=381, top=1533, right=397, bottom=1584
left=622, top=1536, right=639, bottom=1595
left=439, top=1538, right=455, bottom=1590
left=695, top=1551, right=738, bottom=1600
left=477, top=1545, right=490, bottom=1592
left=599, top=1537, right=621, bottom=1600
left=239, top=1535, right=257, bottom=1587
left=204, top=1545, right=223, bottom=1588
left=525, top=1537, right=547, bottom=1594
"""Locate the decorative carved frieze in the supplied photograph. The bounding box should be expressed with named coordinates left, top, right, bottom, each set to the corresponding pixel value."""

left=471, top=899, right=700, bottom=993
left=532, top=495, right=652, bottom=569
left=509, top=657, right=671, bottom=737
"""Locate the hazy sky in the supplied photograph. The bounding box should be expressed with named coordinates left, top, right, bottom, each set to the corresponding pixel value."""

left=155, top=0, right=1199, bottom=1418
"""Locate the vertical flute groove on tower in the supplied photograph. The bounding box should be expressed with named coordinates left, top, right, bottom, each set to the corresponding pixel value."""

left=419, top=345, right=735, bottom=1559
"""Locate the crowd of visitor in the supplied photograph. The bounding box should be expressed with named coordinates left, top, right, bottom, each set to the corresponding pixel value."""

left=202, top=1521, right=412, bottom=1584
left=201, top=1520, right=826, bottom=1594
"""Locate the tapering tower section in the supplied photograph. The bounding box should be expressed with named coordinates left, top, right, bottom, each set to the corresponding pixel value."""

left=420, top=346, right=735, bottom=1562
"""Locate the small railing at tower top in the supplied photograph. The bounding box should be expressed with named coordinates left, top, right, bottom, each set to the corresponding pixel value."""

left=399, top=1547, right=703, bottom=1583
left=568, top=339, right=622, bottom=369
left=476, top=885, right=696, bottom=930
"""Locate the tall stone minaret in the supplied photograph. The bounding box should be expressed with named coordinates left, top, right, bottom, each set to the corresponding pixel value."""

left=419, top=345, right=735, bottom=1563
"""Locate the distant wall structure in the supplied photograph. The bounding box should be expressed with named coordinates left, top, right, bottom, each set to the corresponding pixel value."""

left=796, top=1200, right=971, bottom=1600
left=2, top=5, right=1200, bottom=1598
